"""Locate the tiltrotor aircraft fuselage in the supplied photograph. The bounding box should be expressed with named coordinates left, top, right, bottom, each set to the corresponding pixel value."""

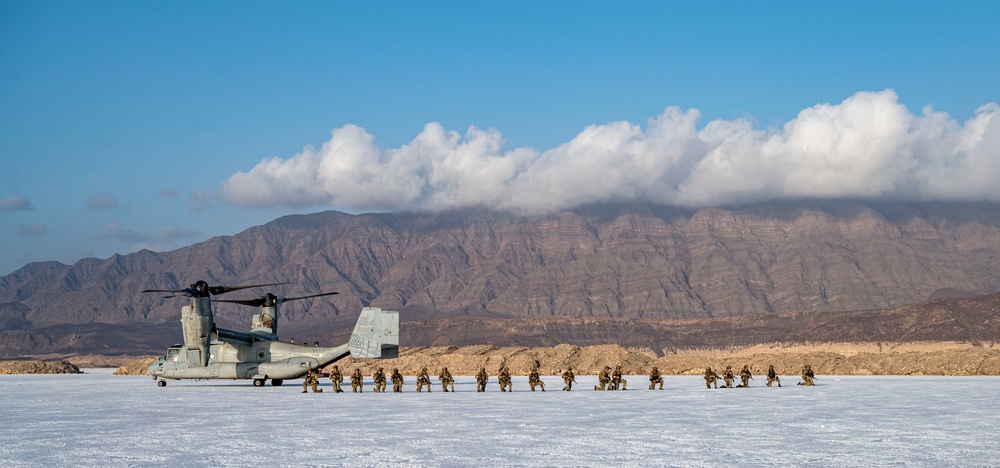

left=144, top=280, right=398, bottom=387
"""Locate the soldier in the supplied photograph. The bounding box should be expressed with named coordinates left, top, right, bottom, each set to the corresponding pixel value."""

left=611, top=366, right=628, bottom=390
left=595, top=366, right=611, bottom=391
left=649, top=366, right=664, bottom=390
left=302, top=368, right=322, bottom=393
left=703, top=367, right=718, bottom=389
left=498, top=366, right=513, bottom=392
left=328, top=365, right=344, bottom=393
left=476, top=367, right=489, bottom=392
left=798, top=365, right=815, bottom=386
left=722, top=366, right=735, bottom=388
left=416, top=367, right=432, bottom=392
left=528, top=368, right=546, bottom=391
left=739, top=365, right=753, bottom=388
left=562, top=367, right=576, bottom=391
left=351, top=368, right=363, bottom=393
left=439, top=367, right=455, bottom=392
left=766, top=365, right=782, bottom=387
left=391, top=368, right=404, bottom=393
left=372, top=367, right=387, bottom=393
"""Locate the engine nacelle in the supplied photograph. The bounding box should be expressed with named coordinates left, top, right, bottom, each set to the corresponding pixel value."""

left=180, top=297, right=212, bottom=367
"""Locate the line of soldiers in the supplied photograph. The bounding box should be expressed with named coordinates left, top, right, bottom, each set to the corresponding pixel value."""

left=304, top=364, right=818, bottom=393
left=594, top=365, right=630, bottom=391
left=703, top=365, right=815, bottom=388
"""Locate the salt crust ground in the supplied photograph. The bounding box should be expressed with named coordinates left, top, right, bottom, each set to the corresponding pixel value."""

left=1, top=369, right=998, bottom=467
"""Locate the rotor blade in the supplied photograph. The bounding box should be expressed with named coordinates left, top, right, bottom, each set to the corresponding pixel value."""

left=142, top=288, right=191, bottom=293
left=211, top=298, right=267, bottom=307
left=207, top=283, right=288, bottom=296
left=161, top=293, right=192, bottom=299
left=277, top=291, right=339, bottom=304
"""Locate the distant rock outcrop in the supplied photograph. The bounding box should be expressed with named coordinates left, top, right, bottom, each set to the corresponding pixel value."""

left=0, top=360, right=80, bottom=374
left=113, top=358, right=157, bottom=376
left=329, top=344, right=1000, bottom=377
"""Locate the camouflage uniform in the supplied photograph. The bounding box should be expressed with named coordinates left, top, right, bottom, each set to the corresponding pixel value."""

left=649, top=366, right=664, bottom=390
left=351, top=368, right=363, bottom=393
left=439, top=367, right=455, bottom=392
left=562, top=367, right=576, bottom=391
left=416, top=368, right=432, bottom=392
left=704, top=367, right=718, bottom=389
left=799, top=365, right=815, bottom=386
left=302, top=368, right=322, bottom=393
left=528, top=369, right=546, bottom=391
left=476, top=367, right=489, bottom=392
left=498, top=367, right=513, bottom=392
left=595, top=366, right=611, bottom=391
left=391, top=368, right=404, bottom=393
left=766, top=365, right=782, bottom=387
left=329, top=365, right=344, bottom=393
left=611, top=366, right=627, bottom=390
left=722, top=366, right=735, bottom=388
left=739, top=365, right=752, bottom=388
left=373, top=367, right=387, bottom=393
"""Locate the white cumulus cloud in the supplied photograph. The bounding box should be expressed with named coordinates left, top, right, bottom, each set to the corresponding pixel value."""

left=220, top=90, right=1000, bottom=213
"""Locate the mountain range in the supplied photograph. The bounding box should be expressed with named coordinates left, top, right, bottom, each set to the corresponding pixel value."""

left=2, top=200, right=999, bottom=357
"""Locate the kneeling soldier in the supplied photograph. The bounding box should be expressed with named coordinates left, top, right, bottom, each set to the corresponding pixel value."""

left=391, top=368, right=404, bottom=393
left=529, top=368, right=546, bottom=391
left=739, top=365, right=753, bottom=388
left=799, top=365, right=815, bottom=386
left=704, top=367, right=718, bottom=389
left=498, top=366, right=512, bottom=392
left=476, top=367, right=489, bottom=392
left=416, top=367, right=432, bottom=392
left=722, top=366, right=735, bottom=388
left=649, top=366, right=664, bottom=390
left=351, top=368, right=363, bottom=393
left=328, top=365, right=343, bottom=393
left=562, top=367, right=576, bottom=391
left=373, top=367, right=387, bottom=393
left=595, top=366, right=611, bottom=391
left=611, top=366, right=628, bottom=390
left=302, top=368, right=322, bottom=393
left=766, top=365, right=781, bottom=387
left=439, top=367, right=455, bottom=392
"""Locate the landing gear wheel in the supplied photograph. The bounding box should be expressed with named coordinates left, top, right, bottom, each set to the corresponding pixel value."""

left=157, top=380, right=166, bottom=387
left=253, top=379, right=265, bottom=387
left=271, top=379, right=283, bottom=386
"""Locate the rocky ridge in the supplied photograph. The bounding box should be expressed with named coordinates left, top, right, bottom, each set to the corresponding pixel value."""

left=0, top=360, right=81, bottom=374
left=107, top=344, right=1000, bottom=378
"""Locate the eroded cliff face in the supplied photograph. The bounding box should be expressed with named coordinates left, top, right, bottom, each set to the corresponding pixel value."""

left=3, top=201, right=1000, bottom=357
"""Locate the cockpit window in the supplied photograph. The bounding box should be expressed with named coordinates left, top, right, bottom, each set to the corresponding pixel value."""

left=165, top=348, right=180, bottom=362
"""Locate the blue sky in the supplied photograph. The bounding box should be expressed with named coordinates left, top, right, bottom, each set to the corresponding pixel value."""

left=2, top=1, right=999, bottom=276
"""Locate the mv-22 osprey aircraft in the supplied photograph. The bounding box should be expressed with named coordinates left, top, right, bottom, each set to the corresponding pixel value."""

left=143, top=280, right=398, bottom=387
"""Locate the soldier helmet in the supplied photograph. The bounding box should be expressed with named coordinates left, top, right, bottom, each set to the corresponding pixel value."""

left=332, top=365, right=338, bottom=369
left=393, top=368, right=398, bottom=372
left=378, top=367, right=383, bottom=371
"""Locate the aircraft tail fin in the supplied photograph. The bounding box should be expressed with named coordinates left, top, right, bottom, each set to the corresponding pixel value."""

left=348, top=307, right=399, bottom=359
